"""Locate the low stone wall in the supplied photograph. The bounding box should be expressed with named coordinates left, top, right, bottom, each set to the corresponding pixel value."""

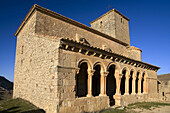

left=58, top=96, right=110, bottom=113
left=119, top=94, right=148, bottom=106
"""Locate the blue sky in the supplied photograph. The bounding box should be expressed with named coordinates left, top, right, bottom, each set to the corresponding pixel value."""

left=0, top=0, right=170, bottom=81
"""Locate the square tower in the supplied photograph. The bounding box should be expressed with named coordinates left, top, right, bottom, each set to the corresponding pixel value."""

left=90, top=9, right=130, bottom=45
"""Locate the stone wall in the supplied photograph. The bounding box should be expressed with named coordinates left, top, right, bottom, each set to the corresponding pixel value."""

left=35, top=11, right=140, bottom=61
left=158, top=81, right=170, bottom=101
left=13, top=12, right=60, bottom=113
left=90, top=10, right=130, bottom=46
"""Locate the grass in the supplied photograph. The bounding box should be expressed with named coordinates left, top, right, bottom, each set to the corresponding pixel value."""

left=0, top=99, right=170, bottom=113
left=0, top=98, right=45, bottom=113
left=127, top=102, right=170, bottom=110
left=100, top=102, right=170, bottom=113
left=100, top=106, right=128, bottom=113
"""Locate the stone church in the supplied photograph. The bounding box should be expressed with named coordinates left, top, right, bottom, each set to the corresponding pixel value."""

left=13, top=4, right=160, bottom=113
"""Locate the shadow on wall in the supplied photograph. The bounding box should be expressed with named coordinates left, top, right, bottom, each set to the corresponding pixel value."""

left=0, top=106, right=45, bottom=113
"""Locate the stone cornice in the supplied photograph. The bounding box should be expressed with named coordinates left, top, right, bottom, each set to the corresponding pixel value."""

left=59, top=38, right=160, bottom=72
left=127, top=46, right=142, bottom=52
left=14, top=4, right=128, bottom=46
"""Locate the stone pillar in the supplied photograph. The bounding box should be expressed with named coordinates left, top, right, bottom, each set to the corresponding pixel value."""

left=125, top=75, right=130, bottom=95
left=143, top=77, right=148, bottom=94
left=132, top=75, right=136, bottom=94
left=138, top=77, right=142, bottom=94
left=87, top=70, right=95, bottom=97
left=115, top=74, right=123, bottom=95
left=114, top=74, right=123, bottom=106
left=100, top=72, right=109, bottom=96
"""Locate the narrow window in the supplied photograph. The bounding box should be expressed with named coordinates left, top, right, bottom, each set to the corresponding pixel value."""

left=21, top=45, right=24, bottom=54
left=100, top=21, right=103, bottom=28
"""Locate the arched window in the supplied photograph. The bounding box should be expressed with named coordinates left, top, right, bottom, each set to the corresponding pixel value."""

left=76, top=62, right=88, bottom=97
left=120, top=69, right=126, bottom=95
left=92, top=65, right=101, bottom=96
left=129, top=71, right=133, bottom=94
left=141, top=73, right=145, bottom=93
left=106, top=65, right=116, bottom=106
left=136, top=72, right=140, bottom=93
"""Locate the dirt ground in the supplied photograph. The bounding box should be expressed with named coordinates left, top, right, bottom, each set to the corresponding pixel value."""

left=105, top=102, right=170, bottom=113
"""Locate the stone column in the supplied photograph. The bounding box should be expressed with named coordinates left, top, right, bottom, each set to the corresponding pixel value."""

left=125, top=75, right=130, bottom=95
left=132, top=75, right=136, bottom=94
left=87, top=70, right=95, bottom=97
left=100, top=72, right=109, bottom=96
left=143, top=77, right=148, bottom=94
left=115, top=74, right=123, bottom=95
left=138, top=77, right=142, bottom=94
left=114, top=74, right=123, bottom=106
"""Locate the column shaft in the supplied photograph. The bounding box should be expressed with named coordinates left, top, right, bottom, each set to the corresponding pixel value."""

left=143, top=78, right=148, bottom=94
left=125, top=76, right=130, bottom=95
left=115, top=74, right=123, bottom=95
left=138, top=77, right=142, bottom=94
left=100, top=72, right=108, bottom=96
left=132, top=77, right=136, bottom=94
left=87, top=70, right=94, bottom=97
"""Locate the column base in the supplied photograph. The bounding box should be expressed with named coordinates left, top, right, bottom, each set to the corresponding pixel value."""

left=86, top=94, right=92, bottom=97
left=143, top=92, right=148, bottom=94
left=113, top=94, right=122, bottom=106
left=131, top=93, right=136, bottom=95
left=137, top=93, right=142, bottom=95
left=99, top=94, right=107, bottom=96
left=124, top=93, right=129, bottom=95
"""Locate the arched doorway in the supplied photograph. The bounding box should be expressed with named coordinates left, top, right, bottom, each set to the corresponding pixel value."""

left=129, top=71, right=133, bottom=94
left=106, top=65, right=116, bottom=106
left=120, top=69, right=126, bottom=95
left=92, top=65, right=101, bottom=96
left=76, top=62, right=88, bottom=97
left=136, top=71, right=140, bottom=94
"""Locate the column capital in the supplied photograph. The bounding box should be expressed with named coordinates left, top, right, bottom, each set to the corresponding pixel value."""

left=75, top=68, right=80, bottom=74
left=138, top=76, right=143, bottom=80
left=132, top=75, right=137, bottom=79
left=87, top=69, right=95, bottom=76
left=101, top=71, right=109, bottom=77
left=126, top=75, right=131, bottom=79
left=115, top=74, right=123, bottom=79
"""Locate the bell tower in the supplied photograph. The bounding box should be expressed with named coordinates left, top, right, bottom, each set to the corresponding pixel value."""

left=90, top=9, right=130, bottom=45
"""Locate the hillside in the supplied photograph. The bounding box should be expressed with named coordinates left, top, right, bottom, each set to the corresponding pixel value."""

left=0, top=98, right=45, bottom=113
left=0, top=76, right=13, bottom=100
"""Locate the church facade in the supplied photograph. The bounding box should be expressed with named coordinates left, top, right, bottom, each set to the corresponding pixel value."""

left=13, top=4, right=160, bottom=113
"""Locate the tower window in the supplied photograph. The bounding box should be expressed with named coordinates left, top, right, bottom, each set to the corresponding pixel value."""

left=100, top=21, right=103, bottom=28
left=121, top=18, right=124, bottom=24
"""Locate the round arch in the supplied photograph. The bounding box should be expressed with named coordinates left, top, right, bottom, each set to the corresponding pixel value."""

left=121, top=67, right=130, bottom=77
left=130, top=68, right=137, bottom=78
left=93, top=61, right=106, bottom=72
left=107, top=62, right=121, bottom=76
left=77, top=58, right=93, bottom=71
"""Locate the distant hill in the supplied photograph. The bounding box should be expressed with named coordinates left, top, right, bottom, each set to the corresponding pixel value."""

left=0, top=76, right=13, bottom=100
left=158, top=73, right=170, bottom=82
left=0, top=98, right=45, bottom=113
